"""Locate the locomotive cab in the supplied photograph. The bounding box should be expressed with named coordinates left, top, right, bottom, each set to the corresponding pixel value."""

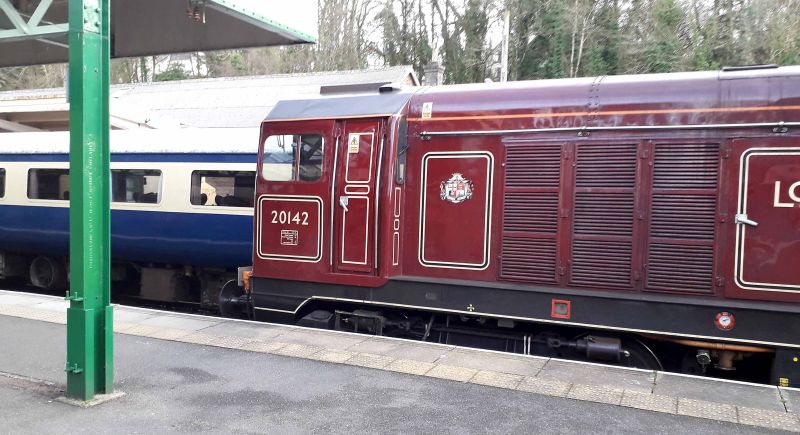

left=250, top=91, right=414, bottom=302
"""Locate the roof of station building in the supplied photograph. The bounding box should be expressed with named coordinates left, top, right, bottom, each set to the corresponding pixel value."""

left=0, top=66, right=418, bottom=132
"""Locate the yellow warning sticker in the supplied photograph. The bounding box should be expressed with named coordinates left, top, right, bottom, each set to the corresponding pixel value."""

left=779, top=377, right=789, bottom=387
left=348, top=134, right=360, bottom=154
left=421, top=102, right=433, bottom=119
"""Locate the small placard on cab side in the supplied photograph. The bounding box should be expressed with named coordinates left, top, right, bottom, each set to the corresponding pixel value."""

left=348, top=133, right=360, bottom=153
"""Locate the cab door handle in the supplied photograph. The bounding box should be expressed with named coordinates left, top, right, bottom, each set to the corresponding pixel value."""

left=735, top=213, right=758, bottom=227
left=339, top=196, right=349, bottom=212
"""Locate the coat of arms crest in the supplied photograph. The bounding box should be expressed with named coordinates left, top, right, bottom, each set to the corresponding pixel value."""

left=440, top=173, right=474, bottom=204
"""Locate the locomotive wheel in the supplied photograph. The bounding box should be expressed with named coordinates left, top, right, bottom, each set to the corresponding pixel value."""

left=29, top=256, right=67, bottom=290
left=620, top=337, right=664, bottom=371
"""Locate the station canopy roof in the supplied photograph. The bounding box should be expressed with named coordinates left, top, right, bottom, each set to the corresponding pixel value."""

left=0, top=0, right=316, bottom=68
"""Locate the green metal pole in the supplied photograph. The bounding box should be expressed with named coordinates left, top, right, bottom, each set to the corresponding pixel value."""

left=66, top=0, right=113, bottom=401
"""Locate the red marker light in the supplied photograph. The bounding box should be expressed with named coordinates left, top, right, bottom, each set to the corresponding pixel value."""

left=551, top=299, right=571, bottom=319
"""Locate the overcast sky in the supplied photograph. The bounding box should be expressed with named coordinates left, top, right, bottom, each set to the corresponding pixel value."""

left=234, top=0, right=319, bottom=39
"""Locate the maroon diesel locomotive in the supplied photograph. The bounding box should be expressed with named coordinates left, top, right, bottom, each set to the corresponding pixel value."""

left=227, top=65, right=800, bottom=386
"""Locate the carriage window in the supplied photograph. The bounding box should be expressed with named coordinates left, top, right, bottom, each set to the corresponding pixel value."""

left=111, top=170, right=162, bottom=204
left=190, top=170, right=256, bottom=207
left=262, top=134, right=324, bottom=182
left=0, top=169, right=5, bottom=198
left=28, top=169, right=70, bottom=200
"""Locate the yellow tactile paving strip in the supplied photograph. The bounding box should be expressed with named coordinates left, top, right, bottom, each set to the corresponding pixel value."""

left=0, top=292, right=797, bottom=432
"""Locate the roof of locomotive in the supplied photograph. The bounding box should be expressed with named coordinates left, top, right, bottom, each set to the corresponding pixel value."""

left=405, top=65, right=800, bottom=131
left=264, top=88, right=416, bottom=121
left=0, top=128, right=260, bottom=154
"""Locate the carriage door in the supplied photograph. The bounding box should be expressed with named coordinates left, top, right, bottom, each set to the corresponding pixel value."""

left=733, top=144, right=800, bottom=299
left=334, top=119, right=382, bottom=273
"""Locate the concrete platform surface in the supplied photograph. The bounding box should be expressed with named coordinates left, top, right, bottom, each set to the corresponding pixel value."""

left=0, top=290, right=798, bottom=433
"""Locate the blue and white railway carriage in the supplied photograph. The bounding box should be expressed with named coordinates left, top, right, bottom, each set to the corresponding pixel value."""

left=0, top=128, right=258, bottom=305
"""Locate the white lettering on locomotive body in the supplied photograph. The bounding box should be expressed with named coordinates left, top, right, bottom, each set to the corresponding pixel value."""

left=773, top=181, right=800, bottom=208
left=280, top=230, right=299, bottom=246
left=270, top=210, right=309, bottom=225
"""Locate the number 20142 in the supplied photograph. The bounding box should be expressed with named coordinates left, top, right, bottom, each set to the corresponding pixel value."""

left=271, top=210, right=309, bottom=226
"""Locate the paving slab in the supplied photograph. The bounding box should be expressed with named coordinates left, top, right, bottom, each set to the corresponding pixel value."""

left=426, top=364, right=477, bottom=382
left=307, top=349, right=356, bottom=364
left=433, top=348, right=547, bottom=377
left=345, top=336, right=453, bottom=362
left=737, top=406, right=800, bottom=432
left=621, top=390, right=677, bottom=414
left=654, top=372, right=785, bottom=412
left=568, top=384, right=624, bottom=405
left=272, top=343, right=324, bottom=358
left=781, top=387, right=800, bottom=413
left=238, top=340, right=288, bottom=354
left=112, top=308, right=157, bottom=323
left=137, top=314, right=221, bottom=331
left=516, top=376, right=572, bottom=397
left=345, top=353, right=395, bottom=369
left=385, top=359, right=436, bottom=376
left=677, top=398, right=738, bottom=423
left=278, top=328, right=368, bottom=351
left=32, top=300, right=69, bottom=312
left=0, top=294, right=53, bottom=306
left=198, top=320, right=288, bottom=341
left=537, top=359, right=655, bottom=392
left=469, top=370, right=524, bottom=390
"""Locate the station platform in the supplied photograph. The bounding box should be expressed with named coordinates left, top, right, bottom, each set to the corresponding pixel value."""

left=0, top=289, right=798, bottom=433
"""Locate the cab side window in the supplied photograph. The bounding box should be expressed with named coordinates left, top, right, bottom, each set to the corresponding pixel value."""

left=28, top=169, right=69, bottom=200
left=0, top=169, right=5, bottom=198
left=111, top=170, right=162, bottom=204
left=190, top=170, right=256, bottom=207
left=262, top=134, right=324, bottom=182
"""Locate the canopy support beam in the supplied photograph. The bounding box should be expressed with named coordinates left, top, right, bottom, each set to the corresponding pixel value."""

left=0, top=0, right=68, bottom=42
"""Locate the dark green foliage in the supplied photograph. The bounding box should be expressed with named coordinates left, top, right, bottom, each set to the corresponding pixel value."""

left=154, top=64, right=189, bottom=82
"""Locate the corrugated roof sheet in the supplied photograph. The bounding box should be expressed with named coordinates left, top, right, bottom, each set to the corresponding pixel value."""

left=0, top=66, right=417, bottom=129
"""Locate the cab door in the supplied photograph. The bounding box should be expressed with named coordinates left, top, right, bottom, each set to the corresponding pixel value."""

left=333, top=119, right=383, bottom=273
left=254, top=120, right=334, bottom=280
left=731, top=141, right=800, bottom=301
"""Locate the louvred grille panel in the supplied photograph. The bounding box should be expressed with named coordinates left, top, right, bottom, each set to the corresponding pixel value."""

left=504, top=192, right=559, bottom=233
left=646, top=143, right=719, bottom=294
left=505, top=146, right=561, bottom=188
left=501, top=236, right=557, bottom=284
left=574, top=192, right=634, bottom=237
left=569, top=143, right=637, bottom=290
left=500, top=143, right=561, bottom=285
left=571, top=240, right=632, bottom=288
left=647, top=244, right=714, bottom=292
left=653, top=143, right=719, bottom=189
left=576, top=144, right=637, bottom=188
left=650, top=195, right=716, bottom=240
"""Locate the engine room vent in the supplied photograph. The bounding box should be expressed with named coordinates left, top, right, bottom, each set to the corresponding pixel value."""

left=569, top=143, right=638, bottom=290
left=500, top=142, right=561, bottom=284
left=645, top=143, right=719, bottom=294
